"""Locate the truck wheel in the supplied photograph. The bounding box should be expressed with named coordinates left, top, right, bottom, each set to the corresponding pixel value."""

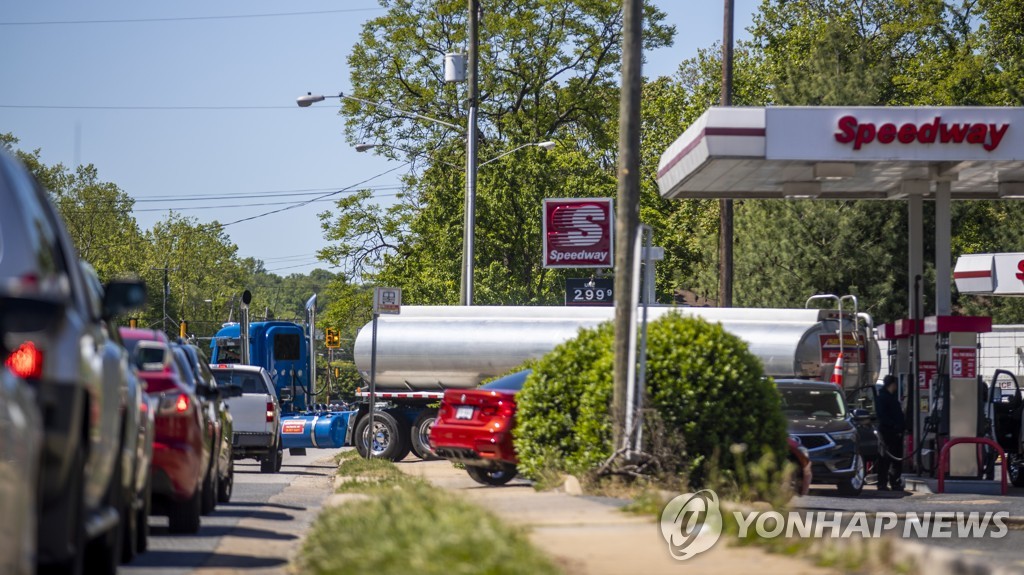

left=136, top=475, right=151, bottom=554
left=410, top=410, right=440, bottom=461
left=354, top=411, right=410, bottom=461
left=261, top=440, right=281, bottom=473
left=84, top=444, right=124, bottom=575
left=218, top=460, right=234, bottom=502
left=200, top=467, right=218, bottom=515
left=466, top=464, right=518, bottom=486
left=42, top=443, right=87, bottom=575
left=837, top=454, right=865, bottom=496
left=168, top=486, right=202, bottom=534
left=121, top=460, right=139, bottom=563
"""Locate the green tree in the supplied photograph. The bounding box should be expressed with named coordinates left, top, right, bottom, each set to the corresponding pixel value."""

left=319, top=0, right=674, bottom=306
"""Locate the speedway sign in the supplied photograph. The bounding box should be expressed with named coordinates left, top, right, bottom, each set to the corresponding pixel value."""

left=542, top=198, right=614, bottom=268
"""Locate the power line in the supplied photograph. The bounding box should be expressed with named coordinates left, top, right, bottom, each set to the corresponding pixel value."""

left=213, top=161, right=411, bottom=228
left=133, top=185, right=403, bottom=202
left=0, top=104, right=330, bottom=110
left=0, top=7, right=383, bottom=26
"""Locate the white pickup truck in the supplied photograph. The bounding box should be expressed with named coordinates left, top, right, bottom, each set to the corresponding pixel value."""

left=209, top=364, right=283, bottom=473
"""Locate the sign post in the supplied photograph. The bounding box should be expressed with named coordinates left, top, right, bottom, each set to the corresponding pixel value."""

left=366, top=287, right=401, bottom=459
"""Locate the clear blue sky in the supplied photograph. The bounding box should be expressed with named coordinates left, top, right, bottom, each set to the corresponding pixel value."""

left=0, top=1, right=757, bottom=277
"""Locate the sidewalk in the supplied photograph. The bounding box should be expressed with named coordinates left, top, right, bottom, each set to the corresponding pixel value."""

left=398, top=459, right=838, bottom=575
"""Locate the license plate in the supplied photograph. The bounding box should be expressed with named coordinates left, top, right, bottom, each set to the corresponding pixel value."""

left=455, top=406, right=474, bottom=420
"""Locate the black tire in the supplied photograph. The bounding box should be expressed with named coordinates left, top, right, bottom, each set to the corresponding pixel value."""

left=466, top=464, right=518, bottom=486
left=261, top=440, right=281, bottom=473
left=167, top=485, right=201, bottom=534
left=354, top=411, right=410, bottom=461
left=200, top=467, right=218, bottom=515
left=218, top=460, right=234, bottom=503
left=84, top=447, right=124, bottom=575
left=120, top=460, right=139, bottom=564
left=136, top=475, right=151, bottom=554
left=1009, top=455, right=1024, bottom=487
left=42, top=444, right=87, bottom=575
left=410, top=410, right=440, bottom=461
left=837, top=454, right=866, bottom=496
left=275, top=446, right=284, bottom=472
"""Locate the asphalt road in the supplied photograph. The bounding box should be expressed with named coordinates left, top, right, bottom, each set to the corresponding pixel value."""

left=120, top=447, right=344, bottom=575
left=791, top=482, right=1024, bottom=573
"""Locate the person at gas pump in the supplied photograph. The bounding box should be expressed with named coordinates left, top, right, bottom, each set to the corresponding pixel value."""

left=875, top=375, right=905, bottom=491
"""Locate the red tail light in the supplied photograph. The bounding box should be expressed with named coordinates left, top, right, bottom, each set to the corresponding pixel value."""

left=176, top=395, right=189, bottom=413
left=6, top=341, right=44, bottom=379
left=266, top=401, right=275, bottom=422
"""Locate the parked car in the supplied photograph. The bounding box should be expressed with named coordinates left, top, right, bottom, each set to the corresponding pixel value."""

left=80, top=261, right=154, bottom=563
left=776, top=379, right=870, bottom=496
left=0, top=147, right=146, bottom=574
left=429, top=369, right=528, bottom=486
left=0, top=294, right=53, bottom=575
left=209, top=364, right=282, bottom=473
left=119, top=328, right=211, bottom=534
left=174, top=342, right=236, bottom=509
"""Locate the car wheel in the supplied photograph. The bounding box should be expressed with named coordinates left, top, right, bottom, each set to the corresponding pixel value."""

left=1009, top=454, right=1024, bottom=487
left=84, top=445, right=124, bottom=575
left=410, top=410, right=440, bottom=461
left=167, top=486, right=202, bottom=534
left=200, top=467, right=218, bottom=515
left=120, top=463, right=139, bottom=564
left=354, top=411, right=410, bottom=461
left=218, top=460, right=234, bottom=503
left=466, top=464, right=518, bottom=486
left=42, top=443, right=87, bottom=575
left=837, top=454, right=865, bottom=496
left=261, top=440, right=281, bottom=473
left=136, top=475, right=151, bottom=554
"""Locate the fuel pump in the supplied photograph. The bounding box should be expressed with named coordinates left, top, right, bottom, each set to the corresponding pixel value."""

left=925, top=316, right=992, bottom=478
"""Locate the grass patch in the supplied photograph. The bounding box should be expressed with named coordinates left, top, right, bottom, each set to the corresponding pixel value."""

left=299, top=456, right=561, bottom=575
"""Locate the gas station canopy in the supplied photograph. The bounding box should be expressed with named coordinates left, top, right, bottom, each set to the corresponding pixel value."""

left=657, top=107, right=1024, bottom=200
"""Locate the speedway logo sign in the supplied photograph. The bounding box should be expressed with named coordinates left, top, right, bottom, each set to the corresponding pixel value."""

left=542, top=198, right=614, bottom=268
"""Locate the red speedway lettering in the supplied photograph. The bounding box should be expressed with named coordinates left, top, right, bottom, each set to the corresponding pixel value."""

left=835, top=115, right=1009, bottom=152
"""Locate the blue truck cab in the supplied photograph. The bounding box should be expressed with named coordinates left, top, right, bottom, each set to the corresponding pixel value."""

left=211, top=321, right=310, bottom=412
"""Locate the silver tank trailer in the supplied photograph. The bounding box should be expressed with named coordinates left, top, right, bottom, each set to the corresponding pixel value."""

left=353, top=306, right=880, bottom=391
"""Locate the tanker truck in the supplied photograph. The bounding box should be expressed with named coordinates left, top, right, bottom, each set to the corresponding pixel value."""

left=348, top=304, right=881, bottom=462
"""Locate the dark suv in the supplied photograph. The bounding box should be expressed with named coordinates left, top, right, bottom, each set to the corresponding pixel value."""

left=0, top=147, right=146, bottom=572
left=776, top=379, right=870, bottom=496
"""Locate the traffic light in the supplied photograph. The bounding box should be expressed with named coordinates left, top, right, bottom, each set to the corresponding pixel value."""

left=325, top=328, right=340, bottom=349
left=180, top=321, right=187, bottom=338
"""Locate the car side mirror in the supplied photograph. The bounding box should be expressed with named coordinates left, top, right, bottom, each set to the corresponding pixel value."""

left=102, top=280, right=147, bottom=319
left=851, top=408, right=871, bottom=422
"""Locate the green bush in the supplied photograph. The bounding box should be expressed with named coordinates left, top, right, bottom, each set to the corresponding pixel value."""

left=513, top=322, right=615, bottom=477
left=513, top=311, right=788, bottom=497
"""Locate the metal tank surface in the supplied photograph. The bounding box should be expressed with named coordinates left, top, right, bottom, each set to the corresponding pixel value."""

left=352, top=306, right=880, bottom=391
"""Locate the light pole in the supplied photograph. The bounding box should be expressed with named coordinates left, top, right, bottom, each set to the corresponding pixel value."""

left=299, top=91, right=554, bottom=305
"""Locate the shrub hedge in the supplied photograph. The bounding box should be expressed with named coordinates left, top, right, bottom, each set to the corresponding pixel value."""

left=513, top=312, right=788, bottom=493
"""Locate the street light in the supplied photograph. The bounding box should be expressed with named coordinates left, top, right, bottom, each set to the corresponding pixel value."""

left=298, top=91, right=554, bottom=305
left=479, top=141, right=555, bottom=167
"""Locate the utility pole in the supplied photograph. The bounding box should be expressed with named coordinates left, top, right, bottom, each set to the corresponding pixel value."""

left=151, top=265, right=177, bottom=335
left=612, top=0, right=642, bottom=452
left=460, top=0, right=480, bottom=306
left=718, top=0, right=735, bottom=307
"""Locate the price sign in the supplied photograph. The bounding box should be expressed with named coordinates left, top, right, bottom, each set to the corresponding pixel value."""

left=565, top=278, right=613, bottom=306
